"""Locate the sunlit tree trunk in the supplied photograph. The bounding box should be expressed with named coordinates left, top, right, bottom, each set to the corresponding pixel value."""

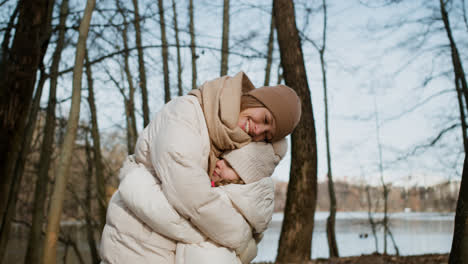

left=42, top=1, right=95, bottom=263
left=25, top=1, right=68, bottom=263
left=264, top=2, right=274, bottom=87
left=131, top=0, right=150, bottom=127
left=85, top=51, right=106, bottom=232
left=274, top=0, right=318, bottom=262
left=172, top=0, right=183, bottom=96
left=158, top=0, right=171, bottom=102
left=220, top=0, right=230, bottom=76
left=0, top=1, right=54, bottom=256
left=188, top=0, right=197, bottom=90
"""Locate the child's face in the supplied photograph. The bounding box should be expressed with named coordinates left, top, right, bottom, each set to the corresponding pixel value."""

left=212, top=159, right=240, bottom=183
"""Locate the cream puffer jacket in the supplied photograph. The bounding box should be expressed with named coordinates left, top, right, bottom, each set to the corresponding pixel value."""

left=175, top=178, right=274, bottom=264
left=100, top=96, right=273, bottom=263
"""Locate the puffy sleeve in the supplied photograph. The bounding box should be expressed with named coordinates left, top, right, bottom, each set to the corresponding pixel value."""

left=148, top=97, right=252, bottom=250
left=118, top=159, right=205, bottom=244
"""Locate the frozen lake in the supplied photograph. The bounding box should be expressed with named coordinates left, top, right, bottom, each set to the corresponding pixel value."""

left=254, top=211, right=455, bottom=262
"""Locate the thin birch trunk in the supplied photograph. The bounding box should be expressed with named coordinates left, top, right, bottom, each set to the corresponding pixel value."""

left=24, top=2, right=68, bottom=263
left=274, top=0, right=318, bottom=262
left=264, top=2, right=275, bottom=87
left=85, top=51, right=106, bottom=232
left=42, top=1, right=95, bottom=263
left=131, top=0, right=150, bottom=127
left=158, top=0, right=171, bottom=102
left=188, top=0, right=197, bottom=90
left=172, top=0, right=183, bottom=96
left=220, top=0, right=230, bottom=76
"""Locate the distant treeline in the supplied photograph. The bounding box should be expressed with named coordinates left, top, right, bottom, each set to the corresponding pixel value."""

left=274, top=180, right=458, bottom=213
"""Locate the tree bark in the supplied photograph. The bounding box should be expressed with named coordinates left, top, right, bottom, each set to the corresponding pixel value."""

left=158, top=0, right=171, bottom=102
left=117, top=1, right=138, bottom=153
left=449, top=154, right=468, bottom=264
left=42, top=1, right=95, bottom=263
left=373, top=93, right=389, bottom=254
left=440, top=0, right=468, bottom=152
left=274, top=0, right=318, bottom=262
left=85, top=50, right=106, bottom=232
left=0, top=3, right=18, bottom=64
left=366, top=185, right=379, bottom=252
left=84, top=132, right=100, bottom=264
left=24, top=1, right=69, bottom=263
left=0, top=67, right=47, bottom=263
left=220, top=0, right=230, bottom=76
left=0, top=0, right=54, bottom=247
left=172, top=0, right=183, bottom=96
left=188, top=0, right=197, bottom=90
left=264, top=2, right=275, bottom=87
left=315, top=0, right=339, bottom=257
left=131, top=0, right=150, bottom=127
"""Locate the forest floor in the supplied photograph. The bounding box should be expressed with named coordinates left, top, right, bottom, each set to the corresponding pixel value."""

left=254, top=253, right=449, bottom=264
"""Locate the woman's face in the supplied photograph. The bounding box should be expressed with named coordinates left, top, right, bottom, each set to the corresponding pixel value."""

left=237, top=107, right=276, bottom=142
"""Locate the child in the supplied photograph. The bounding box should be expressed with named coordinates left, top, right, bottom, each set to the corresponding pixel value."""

left=100, top=139, right=286, bottom=264
left=175, top=139, right=287, bottom=264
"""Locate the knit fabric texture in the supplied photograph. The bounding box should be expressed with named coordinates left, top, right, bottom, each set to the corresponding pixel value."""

left=247, top=85, right=301, bottom=142
left=222, top=138, right=288, bottom=184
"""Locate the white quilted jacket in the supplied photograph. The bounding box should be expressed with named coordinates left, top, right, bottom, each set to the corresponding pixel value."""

left=100, top=96, right=274, bottom=264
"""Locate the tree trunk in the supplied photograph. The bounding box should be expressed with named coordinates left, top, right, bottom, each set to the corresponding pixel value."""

left=220, top=0, right=230, bottom=76
left=158, top=0, right=171, bottom=103
left=188, top=0, right=197, bottom=90
left=274, top=0, right=318, bottom=262
left=24, top=2, right=68, bottom=263
left=42, top=1, right=95, bottom=263
left=440, top=0, right=468, bottom=152
left=85, top=51, right=106, bottom=232
left=117, top=1, right=138, bottom=153
left=366, top=185, right=379, bottom=252
left=0, top=3, right=18, bottom=64
left=373, top=93, right=389, bottom=254
left=0, top=67, right=47, bottom=263
left=264, top=2, right=275, bottom=87
left=0, top=0, right=54, bottom=248
left=172, top=0, right=183, bottom=96
left=449, top=154, right=468, bottom=264
left=84, top=132, right=100, bottom=264
left=131, top=0, right=150, bottom=127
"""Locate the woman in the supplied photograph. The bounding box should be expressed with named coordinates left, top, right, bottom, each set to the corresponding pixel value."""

left=100, top=72, right=301, bottom=263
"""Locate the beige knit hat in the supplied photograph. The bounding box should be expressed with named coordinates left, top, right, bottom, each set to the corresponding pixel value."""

left=247, top=85, right=301, bottom=142
left=222, top=138, right=288, bottom=184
